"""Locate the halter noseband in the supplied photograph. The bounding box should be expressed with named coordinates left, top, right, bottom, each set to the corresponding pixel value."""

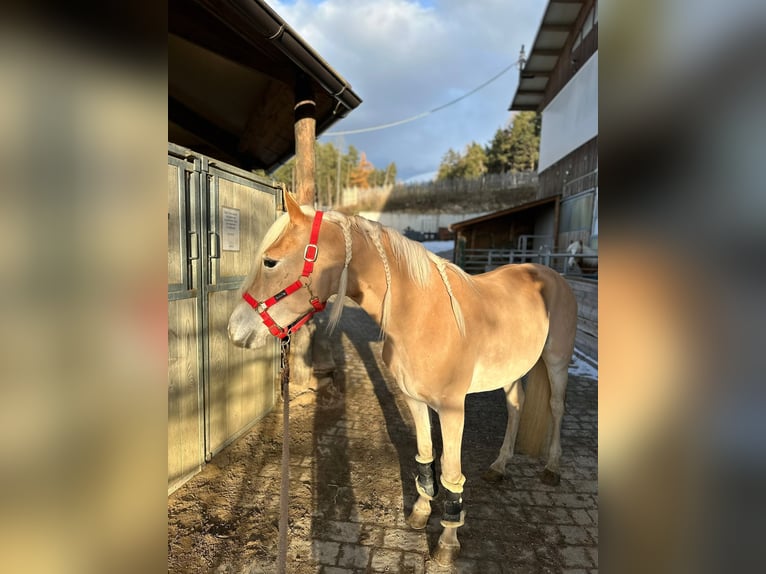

left=242, top=211, right=326, bottom=340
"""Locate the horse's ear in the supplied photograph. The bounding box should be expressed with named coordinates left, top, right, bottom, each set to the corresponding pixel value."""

left=284, top=190, right=306, bottom=223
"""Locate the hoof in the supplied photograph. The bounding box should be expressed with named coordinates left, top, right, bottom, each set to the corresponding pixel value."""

left=406, top=509, right=431, bottom=530
left=481, top=468, right=504, bottom=483
left=432, top=540, right=460, bottom=567
left=540, top=468, right=561, bottom=486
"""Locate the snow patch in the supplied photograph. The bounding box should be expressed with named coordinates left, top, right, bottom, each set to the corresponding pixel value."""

left=569, top=347, right=598, bottom=380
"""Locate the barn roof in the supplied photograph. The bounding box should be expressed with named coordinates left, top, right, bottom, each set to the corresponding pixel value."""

left=169, top=0, right=362, bottom=172
left=450, top=196, right=558, bottom=231
left=509, top=0, right=585, bottom=111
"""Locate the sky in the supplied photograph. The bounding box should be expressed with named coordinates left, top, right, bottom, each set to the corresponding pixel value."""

left=271, top=0, right=548, bottom=182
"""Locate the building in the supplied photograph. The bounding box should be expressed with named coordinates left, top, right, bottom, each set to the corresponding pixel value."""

left=452, top=0, right=598, bottom=359
left=514, top=0, right=598, bottom=359
left=511, top=0, right=598, bottom=251
left=167, top=0, right=361, bottom=492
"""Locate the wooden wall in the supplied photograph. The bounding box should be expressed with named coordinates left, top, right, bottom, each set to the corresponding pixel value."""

left=566, top=277, right=598, bottom=361
left=538, top=137, right=598, bottom=201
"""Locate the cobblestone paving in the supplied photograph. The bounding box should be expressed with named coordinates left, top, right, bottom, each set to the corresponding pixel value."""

left=311, top=306, right=597, bottom=574
left=168, top=303, right=598, bottom=574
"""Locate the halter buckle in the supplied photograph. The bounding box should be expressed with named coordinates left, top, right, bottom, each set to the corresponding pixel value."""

left=303, top=243, right=319, bottom=263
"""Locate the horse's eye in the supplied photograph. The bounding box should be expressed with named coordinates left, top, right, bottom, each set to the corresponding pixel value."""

left=263, top=258, right=278, bottom=269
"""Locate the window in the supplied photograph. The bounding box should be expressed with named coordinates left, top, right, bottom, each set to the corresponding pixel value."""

left=572, top=1, right=597, bottom=52
left=559, top=189, right=595, bottom=234
left=590, top=187, right=598, bottom=249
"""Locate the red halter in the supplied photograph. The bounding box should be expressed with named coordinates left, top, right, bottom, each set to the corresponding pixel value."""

left=242, top=211, right=326, bottom=340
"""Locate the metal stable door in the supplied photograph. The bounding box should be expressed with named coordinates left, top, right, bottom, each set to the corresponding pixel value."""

left=200, top=158, right=281, bottom=461
left=168, top=144, right=281, bottom=493
left=168, top=146, right=205, bottom=493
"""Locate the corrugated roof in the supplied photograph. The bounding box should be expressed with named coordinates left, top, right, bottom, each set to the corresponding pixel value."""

left=509, top=1, right=584, bottom=111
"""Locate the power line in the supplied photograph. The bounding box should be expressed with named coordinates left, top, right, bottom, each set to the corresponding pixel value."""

left=324, top=58, right=521, bottom=137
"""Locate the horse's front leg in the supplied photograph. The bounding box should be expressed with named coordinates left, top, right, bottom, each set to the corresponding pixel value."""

left=403, top=396, right=436, bottom=530
left=432, top=403, right=466, bottom=567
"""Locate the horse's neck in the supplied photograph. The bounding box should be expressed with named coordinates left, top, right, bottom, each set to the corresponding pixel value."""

left=345, top=228, right=405, bottom=328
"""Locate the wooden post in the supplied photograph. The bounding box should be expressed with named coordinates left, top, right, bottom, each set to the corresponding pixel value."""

left=294, top=71, right=316, bottom=206
left=290, top=72, right=317, bottom=399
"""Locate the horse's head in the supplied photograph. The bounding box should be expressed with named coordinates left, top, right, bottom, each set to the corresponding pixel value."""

left=566, top=240, right=582, bottom=270
left=227, top=192, right=346, bottom=349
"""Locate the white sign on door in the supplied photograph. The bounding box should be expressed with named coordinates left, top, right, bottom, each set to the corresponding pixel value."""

left=221, top=207, right=240, bottom=252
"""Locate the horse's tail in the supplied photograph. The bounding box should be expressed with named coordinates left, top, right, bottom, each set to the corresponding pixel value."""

left=516, top=357, right=552, bottom=457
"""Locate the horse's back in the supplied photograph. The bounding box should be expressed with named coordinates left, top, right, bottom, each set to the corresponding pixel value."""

left=473, top=263, right=567, bottom=304
left=474, top=263, right=577, bottom=356
left=508, top=263, right=578, bottom=361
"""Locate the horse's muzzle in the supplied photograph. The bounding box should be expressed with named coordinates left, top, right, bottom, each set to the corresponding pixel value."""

left=228, top=301, right=268, bottom=349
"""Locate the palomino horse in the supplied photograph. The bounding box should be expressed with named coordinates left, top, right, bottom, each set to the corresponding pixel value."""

left=228, top=193, right=578, bottom=566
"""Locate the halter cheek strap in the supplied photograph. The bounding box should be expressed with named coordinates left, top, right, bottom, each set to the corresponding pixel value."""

left=242, top=211, right=326, bottom=339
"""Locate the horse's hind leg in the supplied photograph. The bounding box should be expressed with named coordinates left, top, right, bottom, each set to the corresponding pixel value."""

left=483, top=379, right=524, bottom=483
left=541, top=358, right=569, bottom=486
left=403, top=396, right=435, bottom=530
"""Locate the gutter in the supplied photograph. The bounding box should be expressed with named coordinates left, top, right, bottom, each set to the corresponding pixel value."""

left=192, top=0, right=362, bottom=119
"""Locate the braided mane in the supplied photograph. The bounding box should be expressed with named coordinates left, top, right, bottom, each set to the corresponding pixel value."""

left=240, top=207, right=468, bottom=338
left=323, top=211, right=468, bottom=337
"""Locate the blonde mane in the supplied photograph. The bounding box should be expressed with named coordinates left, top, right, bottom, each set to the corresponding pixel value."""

left=240, top=207, right=469, bottom=337
left=324, top=211, right=468, bottom=337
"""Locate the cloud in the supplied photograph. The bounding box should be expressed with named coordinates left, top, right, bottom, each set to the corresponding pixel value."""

left=271, top=0, right=547, bottom=180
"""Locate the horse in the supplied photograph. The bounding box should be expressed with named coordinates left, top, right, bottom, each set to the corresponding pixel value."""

left=566, top=240, right=599, bottom=274
left=228, top=192, right=578, bottom=566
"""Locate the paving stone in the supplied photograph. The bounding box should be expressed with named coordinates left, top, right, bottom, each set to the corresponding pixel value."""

left=559, top=546, right=594, bottom=568
left=324, top=521, right=362, bottom=544
left=559, top=525, right=592, bottom=545
left=170, top=305, right=598, bottom=574
left=548, top=493, right=597, bottom=509
left=570, top=509, right=594, bottom=526
left=370, top=547, right=402, bottom=571
left=401, top=551, right=426, bottom=574
left=358, top=524, right=385, bottom=547
left=382, top=528, right=429, bottom=553
left=586, top=525, right=598, bottom=542
left=587, top=546, right=598, bottom=566
left=314, top=540, right=340, bottom=565
left=337, top=543, right=371, bottom=569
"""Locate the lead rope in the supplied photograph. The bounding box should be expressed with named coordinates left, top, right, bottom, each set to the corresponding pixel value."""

left=276, top=335, right=291, bottom=574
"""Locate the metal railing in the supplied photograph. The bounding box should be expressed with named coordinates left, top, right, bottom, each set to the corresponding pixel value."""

left=455, top=248, right=598, bottom=278
left=562, top=168, right=598, bottom=197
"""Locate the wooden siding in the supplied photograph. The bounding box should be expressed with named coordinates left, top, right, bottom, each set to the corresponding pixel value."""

left=567, top=277, right=597, bottom=361
left=538, top=137, right=598, bottom=200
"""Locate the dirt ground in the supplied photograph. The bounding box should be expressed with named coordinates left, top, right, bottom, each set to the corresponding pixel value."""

left=168, top=304, right=598, bottom=573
